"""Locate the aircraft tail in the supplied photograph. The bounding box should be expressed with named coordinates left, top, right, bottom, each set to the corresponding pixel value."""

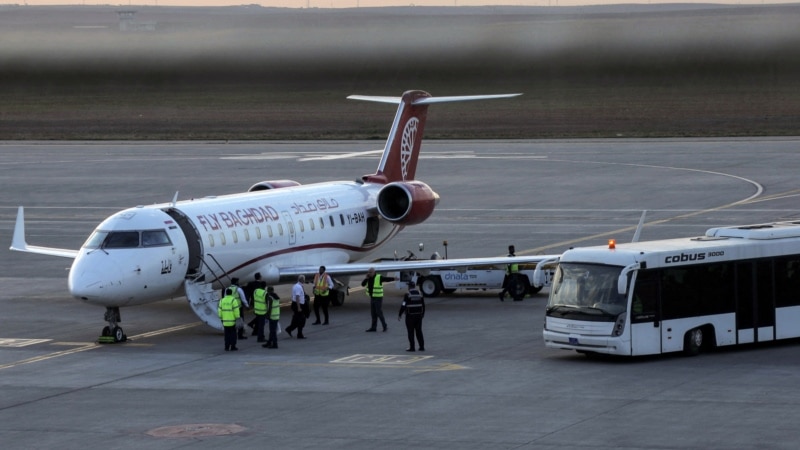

left=349, top=91, right=521, bottom=184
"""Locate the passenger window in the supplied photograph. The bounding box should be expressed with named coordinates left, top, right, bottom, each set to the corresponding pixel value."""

left=329, top=216, right=334, bottom=227
left=340, top=214, right=345, bottom=226
left=256, top=227, right=262, bottom=240
left=309, top=219, right=315, bottom=231
left=319, top=218, right=324, bottom=229
left=244, top=229, right=250, bottom=241
left=298, top=221, right=304, bottom=232
left=278, top=224, right=284, bottom=236
left=232, top=231, right=239, bottom=244
left=220, top=233, right=226, bottom=245
left=268, top=225, right=273, bottom=238
left=208, top=234, right=215, bottom=247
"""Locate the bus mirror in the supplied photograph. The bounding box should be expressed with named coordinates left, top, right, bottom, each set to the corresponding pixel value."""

left=617, top=262, right=640, bottom=296
left=534, top=256, right=560, bottom=287
left=618, top=274, right=628, bottom=296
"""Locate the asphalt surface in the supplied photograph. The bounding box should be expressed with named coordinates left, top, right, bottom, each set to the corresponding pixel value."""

left=2, top=138, right=800, bottom=448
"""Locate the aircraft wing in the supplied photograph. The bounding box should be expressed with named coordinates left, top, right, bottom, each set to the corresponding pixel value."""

left=9, top=207, right=79, bottom=259
left=275, top=254, right=560, bottom=283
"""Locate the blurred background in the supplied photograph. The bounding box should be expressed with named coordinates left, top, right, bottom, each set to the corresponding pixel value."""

left=1, top=4, right=799, bottom=139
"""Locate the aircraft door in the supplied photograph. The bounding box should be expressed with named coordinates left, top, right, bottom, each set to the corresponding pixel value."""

left=362, top=216, right=379, bottom=246
left=281, top=211, right=296, bottom=246
left=164, top=208, right=203, bottom=276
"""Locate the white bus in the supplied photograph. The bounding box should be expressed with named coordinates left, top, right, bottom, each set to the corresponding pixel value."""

left=541, top=221, right=800, bottom=357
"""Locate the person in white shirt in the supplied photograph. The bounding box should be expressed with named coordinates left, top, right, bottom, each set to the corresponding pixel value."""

left=285, top=275, right=308, bottom=339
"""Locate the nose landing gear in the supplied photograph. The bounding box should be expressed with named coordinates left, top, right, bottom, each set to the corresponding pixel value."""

left=99, top=307, right=127, bottom=343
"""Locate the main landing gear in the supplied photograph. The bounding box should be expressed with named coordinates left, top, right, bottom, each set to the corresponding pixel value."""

left=99, top=306, right=127, bottom=344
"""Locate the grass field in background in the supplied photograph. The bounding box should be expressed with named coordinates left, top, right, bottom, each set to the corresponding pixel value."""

left=2, top=5, right=798, bottom=140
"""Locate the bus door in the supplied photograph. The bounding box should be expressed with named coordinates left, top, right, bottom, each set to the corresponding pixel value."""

left=630, top=270, right=662, bottom=355
left=736, top=261, right=776, bottom=344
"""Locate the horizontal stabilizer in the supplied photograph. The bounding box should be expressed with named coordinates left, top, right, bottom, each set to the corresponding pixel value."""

left=347, top=93, right=522, bottom=105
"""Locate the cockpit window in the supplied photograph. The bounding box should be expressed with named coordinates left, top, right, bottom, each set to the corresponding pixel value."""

left=83, top=229, right=172, bottom=249
left=104, top=231, right=140, bottom=249
left=142, top=230, right=172, bottom=247
left=84, top=231, right=109, bottom=249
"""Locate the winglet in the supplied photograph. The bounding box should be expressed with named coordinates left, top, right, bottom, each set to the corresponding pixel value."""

left=10, top=206, right=79, bottom=259
left=351, top=91, right=521, bottom=184
left=11, top=206, right=28, bottom=252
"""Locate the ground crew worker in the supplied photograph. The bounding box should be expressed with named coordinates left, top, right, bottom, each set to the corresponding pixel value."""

left=228, top=277, right=249, bottom=339
left=499, top=245, right=521, bottom=301
left=245, top=272, right=263, bottom=333
left=218, top=287, right=240, bottom=351
left=285, top=275, right=308, bottom=339
left=362, top=267, right=395, bottom=332
left=398, top=281, right=425, bottom=352
left=252, top=281, right=268, bottom=342
left=312, top=265, right=334, bottom=325
left=262, top=286, right=281, bottom=349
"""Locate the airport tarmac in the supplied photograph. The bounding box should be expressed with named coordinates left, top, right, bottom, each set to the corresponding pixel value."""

left=2, top=138, right=800, bottom=448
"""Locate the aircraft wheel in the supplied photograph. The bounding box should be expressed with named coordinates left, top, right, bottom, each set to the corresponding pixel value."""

left=512, top=277, right=530, bottom=301
left=419, top=276, right=442, bottom=297
left=112, top=326, right=126, bottom=343
left=101, top=326, right=112, bottom=336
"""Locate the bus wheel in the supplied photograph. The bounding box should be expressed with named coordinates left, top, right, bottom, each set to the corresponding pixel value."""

left=419, top=276, right=442, bottom=297
left=683, top=327, right=703, bottom=356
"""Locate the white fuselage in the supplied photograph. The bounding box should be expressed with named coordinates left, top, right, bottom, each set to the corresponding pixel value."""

left=68, top=181, right=398, bottom=308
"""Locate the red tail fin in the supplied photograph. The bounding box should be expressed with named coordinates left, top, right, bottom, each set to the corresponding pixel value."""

left=358, top=90, right=431, bottom=184
left=348, top=90, right=522, bottom=184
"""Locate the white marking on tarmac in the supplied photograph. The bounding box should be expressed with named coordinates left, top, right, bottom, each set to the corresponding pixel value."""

left=0, top=338, right=52, bottom=347
left=332, top=354, right=433, bottom=365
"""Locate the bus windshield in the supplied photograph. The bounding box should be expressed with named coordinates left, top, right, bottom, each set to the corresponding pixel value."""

left=547, top=263, right=627, bottom=320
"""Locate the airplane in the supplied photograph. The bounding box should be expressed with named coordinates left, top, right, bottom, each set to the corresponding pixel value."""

left=11, top=90, right=554, bottom=343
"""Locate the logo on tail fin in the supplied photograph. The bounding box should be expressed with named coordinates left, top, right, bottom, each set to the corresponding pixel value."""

left=400, top=117, right=420, bottom=181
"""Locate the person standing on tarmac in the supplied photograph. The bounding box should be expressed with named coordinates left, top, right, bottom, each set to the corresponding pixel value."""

left=362, top=267, right=395, bottom=332
left=228, top=278, right=249, bottom=339
left=245, top=273, right=263, bottom=333
left=312, top=265, right=334, bottom=325
left=499, top=245, right=520, bottom=302
left=285, top=275, right=308, bottom=339
left=262, top=286, right=281, bottom=349
left=218, top=287, right=240, bottom=351
left=252, top=281, right=268, bottom=343
left=398, top=280, right=425, bottom=352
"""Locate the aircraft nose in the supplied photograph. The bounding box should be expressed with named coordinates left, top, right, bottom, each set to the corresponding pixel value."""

left=68, top=254, right=125, bottom=304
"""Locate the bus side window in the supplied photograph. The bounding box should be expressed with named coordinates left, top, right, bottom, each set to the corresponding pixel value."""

left=776, top=257, right=800, bottom=307
left=631, top=270, right=659, bottom=322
